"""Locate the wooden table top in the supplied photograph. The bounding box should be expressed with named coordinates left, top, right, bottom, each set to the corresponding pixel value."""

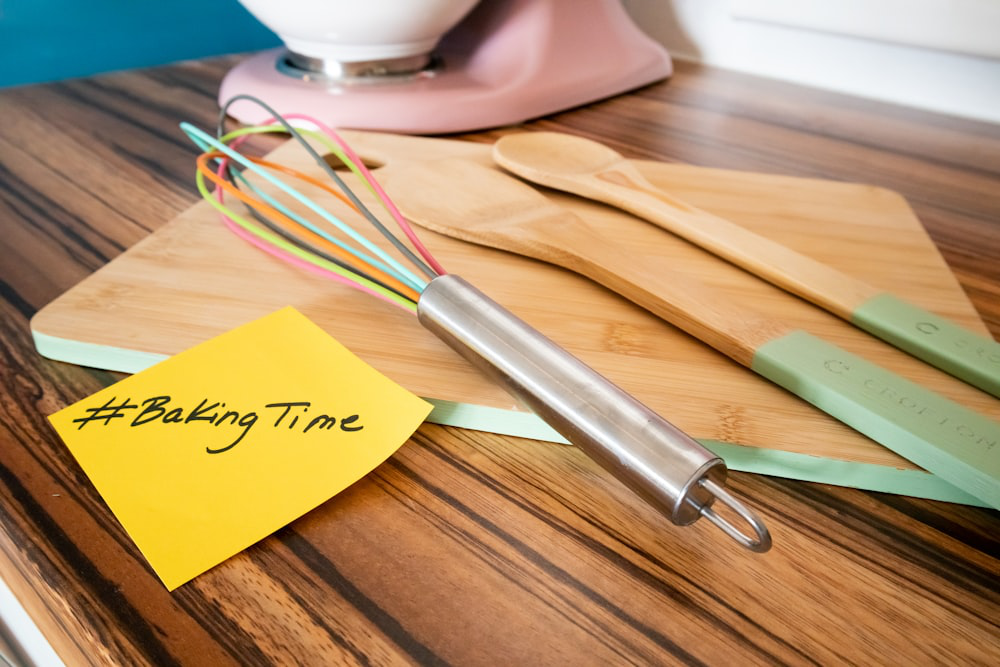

left=1, top=56, right=998, bottom=665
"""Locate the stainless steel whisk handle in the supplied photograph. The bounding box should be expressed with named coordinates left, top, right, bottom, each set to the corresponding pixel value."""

left=417, top=275, right=771, bottom=552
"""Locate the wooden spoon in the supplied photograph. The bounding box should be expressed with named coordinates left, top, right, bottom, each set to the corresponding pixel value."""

left=377, top=158, right=1000, bottom=510
left=492, top=131, right=1000, bottom=399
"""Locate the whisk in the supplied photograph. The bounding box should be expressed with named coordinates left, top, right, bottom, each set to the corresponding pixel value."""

left=180, top=95, right=772, bottom=552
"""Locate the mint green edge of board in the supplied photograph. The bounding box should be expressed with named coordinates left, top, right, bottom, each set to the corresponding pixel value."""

left=32, top=329, right=985, bottom=507
left=751, top=329, right=999, bottom=509
left=852, top=292, right=1000, bottom=398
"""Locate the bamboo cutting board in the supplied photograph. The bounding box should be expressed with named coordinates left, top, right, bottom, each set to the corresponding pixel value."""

left=31, top=131, right=998, bottom=505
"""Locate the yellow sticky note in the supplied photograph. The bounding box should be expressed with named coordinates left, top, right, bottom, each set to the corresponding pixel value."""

left=48, top=307, right=432, bottom=590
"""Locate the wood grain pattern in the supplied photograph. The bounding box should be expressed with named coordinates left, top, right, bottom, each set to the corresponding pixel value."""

left=1, top=57, right=998, bottom=665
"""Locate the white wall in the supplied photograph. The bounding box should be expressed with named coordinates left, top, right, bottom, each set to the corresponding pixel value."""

left=623, top=0, right=1000, bottom=124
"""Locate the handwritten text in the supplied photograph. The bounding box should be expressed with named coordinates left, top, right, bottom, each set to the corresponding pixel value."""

left=72, top=396, right=363, bottom=454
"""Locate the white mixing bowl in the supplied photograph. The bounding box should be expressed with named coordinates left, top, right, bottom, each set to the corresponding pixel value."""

left=237, top=0, right=481, bottom=63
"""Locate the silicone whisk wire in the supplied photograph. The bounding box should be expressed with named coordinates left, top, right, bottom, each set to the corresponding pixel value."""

left=194, top=158, right=419, bottom=312
left=217, top=95, right=446, bottom=278
left=278, top=112, right=448, bottom=277
left=218, top=123, right=439, bottom=275
left=181, top=123, right=428, bottom=295
left=195, top=151, right=421, bottom=304
left=181, top=99, right=447, bottom=313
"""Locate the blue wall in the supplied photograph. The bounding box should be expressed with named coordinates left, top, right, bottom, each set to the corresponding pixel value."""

left=0, top=1, right=281, bottom=87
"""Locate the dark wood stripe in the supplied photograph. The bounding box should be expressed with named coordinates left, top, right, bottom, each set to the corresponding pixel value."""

left=0, top=160, right=125, bottom=267
left=245, top=548, right=376, bottom=666
left=0, top=278, right=36, bottom=321
left=147, top=62, right=230, bottom=98
left=0, top=460, right=181, bottom=665
left=278, top=530, right=450, bottom=667
left=383, top=445, right=712, bottom=666
left=55, top=79, right=205, bottom=156
left=754, top=477, right=1000, bottom=617
left=876, top=494, right=1000, bottom=558
left=411, top=431, right=818, bottom=665
left=165, top=589, right=276, bottom=666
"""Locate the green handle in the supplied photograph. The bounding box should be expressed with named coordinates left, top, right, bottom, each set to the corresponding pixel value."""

left=852, top=293, right=1000, bottom=398
left=752, top=330, right=1000, bottom=509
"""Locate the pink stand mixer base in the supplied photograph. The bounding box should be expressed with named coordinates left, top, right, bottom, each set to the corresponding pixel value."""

left=218, top=0, right=672, bottom=134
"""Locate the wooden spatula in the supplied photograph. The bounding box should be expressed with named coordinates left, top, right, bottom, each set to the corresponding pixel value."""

left=377, top=158, right=1000, bottom=510
left=492, top=131, right=1000, bottom=399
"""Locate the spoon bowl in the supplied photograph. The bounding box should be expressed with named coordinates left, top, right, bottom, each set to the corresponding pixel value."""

left=491, top=131, right=626, bottom=176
